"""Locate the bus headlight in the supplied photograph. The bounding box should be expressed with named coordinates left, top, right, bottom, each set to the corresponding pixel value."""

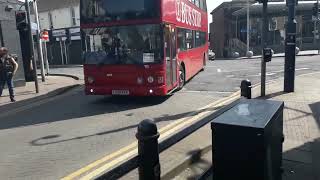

left=147, top=76, right=154, bottom=83
left=87, top=76, right=95, bottom=84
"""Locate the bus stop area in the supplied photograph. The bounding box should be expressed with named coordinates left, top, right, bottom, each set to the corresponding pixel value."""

left=114, top=72, right=320, bottom=180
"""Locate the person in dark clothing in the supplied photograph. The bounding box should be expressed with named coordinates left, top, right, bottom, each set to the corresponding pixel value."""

left=0, top=47, right=18, bottom=102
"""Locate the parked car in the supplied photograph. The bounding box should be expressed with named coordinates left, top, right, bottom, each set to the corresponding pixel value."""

left=209, top=50, right=215, bottom=60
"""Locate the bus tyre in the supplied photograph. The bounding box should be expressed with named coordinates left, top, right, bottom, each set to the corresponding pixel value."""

left=178, top=66, right=185, bottom=90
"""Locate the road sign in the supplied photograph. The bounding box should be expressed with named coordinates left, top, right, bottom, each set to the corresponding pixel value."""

left=41, top=30, right=49, bottom=41
left=52, top=29, right=66, bottom=37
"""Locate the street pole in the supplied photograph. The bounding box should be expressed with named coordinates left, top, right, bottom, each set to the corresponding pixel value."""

left=314, top=20, right=317, bottom=45
left=43, top=41, right=49, bottom=75
left=284, top=0, right=297, bottom=93
left=316, top=0, right=320, bottom=54
left=63, top=40, right=68, bottom=64
left=261, top=1, right=268, bottom=97
left=33, top=0, right=45, bottom=82
left=247, top=0, right=250, bottom=54
left=59, top=38, right=64, bottom=65
left=25, top=0, right=39, bottom=93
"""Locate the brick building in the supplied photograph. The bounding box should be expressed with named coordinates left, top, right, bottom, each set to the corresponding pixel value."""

left=209, top=0, right=248, bottom=58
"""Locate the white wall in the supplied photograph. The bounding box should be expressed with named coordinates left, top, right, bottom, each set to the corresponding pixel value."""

left=39, top=12, right=50, bottom=29
left=74, top=6, right=80, bottom=26
left=37, top=5, right=80, bottom=30
left=51, top=8, right=72, bottom=29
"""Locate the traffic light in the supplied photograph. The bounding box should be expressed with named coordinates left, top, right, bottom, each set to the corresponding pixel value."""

left=16, top=11, right=28, bottom=31
left=313, top=3, right=319, bottom=18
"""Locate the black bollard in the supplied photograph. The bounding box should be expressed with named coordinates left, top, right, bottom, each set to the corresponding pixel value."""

left=241, top=80, right=252, bottom=99
left=136, top=119, right=160, bottom=180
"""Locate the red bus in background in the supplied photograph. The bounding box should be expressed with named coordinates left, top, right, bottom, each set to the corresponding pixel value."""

left=81, top=0, right=208, bottom=96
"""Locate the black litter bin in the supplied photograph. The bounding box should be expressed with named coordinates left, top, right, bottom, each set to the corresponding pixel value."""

left=211, top=99, right=284, bottom=180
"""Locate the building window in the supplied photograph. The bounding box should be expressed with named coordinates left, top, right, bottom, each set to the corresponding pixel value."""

left=0, top=22, right=4, bottom=46
left=71, top=7, right=77, bottom=26
left=48, top=12, right=53, bottom=28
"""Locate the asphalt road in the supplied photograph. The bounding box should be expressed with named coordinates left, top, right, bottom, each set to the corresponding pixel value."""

left=1, top=55, right=320, bottom=179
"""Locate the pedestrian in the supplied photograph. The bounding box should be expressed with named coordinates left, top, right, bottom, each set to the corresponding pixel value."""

left=0, top=47, right=18, bottom=102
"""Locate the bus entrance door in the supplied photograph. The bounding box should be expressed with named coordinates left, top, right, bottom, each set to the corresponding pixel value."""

left=164, top=24, right=178, bottom=92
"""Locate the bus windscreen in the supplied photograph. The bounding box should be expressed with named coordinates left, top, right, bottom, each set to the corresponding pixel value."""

left=81, top=0, right=160, bottom=24
left=82, top=24, right=163, bottom=65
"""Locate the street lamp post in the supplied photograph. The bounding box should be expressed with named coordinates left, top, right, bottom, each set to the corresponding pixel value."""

left=261, top=1, right=268, bottom=97
left=318, top=0, right=320, bottom=54
left=33, top=0, right=46, bottom=82
left=247, top=0, right=250, bottom=54
left=25, top=0, right=39, bottom=93
left=284, top=0, right=297, bottom=93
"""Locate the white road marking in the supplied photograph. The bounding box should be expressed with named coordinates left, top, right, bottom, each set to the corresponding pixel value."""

left=295, top=67, right=310, bottom=71
left=249, top=68, right=310, bottom=77
left=181, top=90, right=235, bottom=94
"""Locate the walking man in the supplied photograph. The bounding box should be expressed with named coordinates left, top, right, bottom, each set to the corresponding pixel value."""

left=0, top=47, right=18, bottom=102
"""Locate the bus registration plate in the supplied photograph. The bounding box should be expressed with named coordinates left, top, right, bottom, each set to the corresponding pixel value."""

left=112, top=90, right=130, bottom=95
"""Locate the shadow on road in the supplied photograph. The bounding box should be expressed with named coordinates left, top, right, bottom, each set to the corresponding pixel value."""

left=282, top=137, right=320, bottom=180
left=0, top=90, right=171, bottom=130
left=310, top=102, right=320, bottom=130
left=29, top=105, right=224, bottom=146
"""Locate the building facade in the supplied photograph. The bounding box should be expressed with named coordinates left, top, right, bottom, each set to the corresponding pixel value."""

left=210, top=0, right=320, bottom=58
left=0, top=0, right=26, bottom=86
left=209, top=0, right=248, bottom=58
left=36, top=0, right=80, bottom=30
left=32, top=0, right=82, bottom=65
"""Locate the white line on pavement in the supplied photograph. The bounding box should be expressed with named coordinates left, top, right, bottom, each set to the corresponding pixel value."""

left=180, top=90, right=235, bottom=94
left=249, top=68, right=311, bottom=77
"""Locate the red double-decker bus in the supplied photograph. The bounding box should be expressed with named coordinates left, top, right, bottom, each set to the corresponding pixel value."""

left=81, top=0, right=208, bottom=96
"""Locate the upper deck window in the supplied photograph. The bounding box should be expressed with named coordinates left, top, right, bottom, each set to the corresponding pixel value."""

left=81, top=0, right=160, bottom=24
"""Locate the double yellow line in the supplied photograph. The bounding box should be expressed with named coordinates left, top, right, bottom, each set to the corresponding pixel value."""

left=62, top=91, right=240, bottom=180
